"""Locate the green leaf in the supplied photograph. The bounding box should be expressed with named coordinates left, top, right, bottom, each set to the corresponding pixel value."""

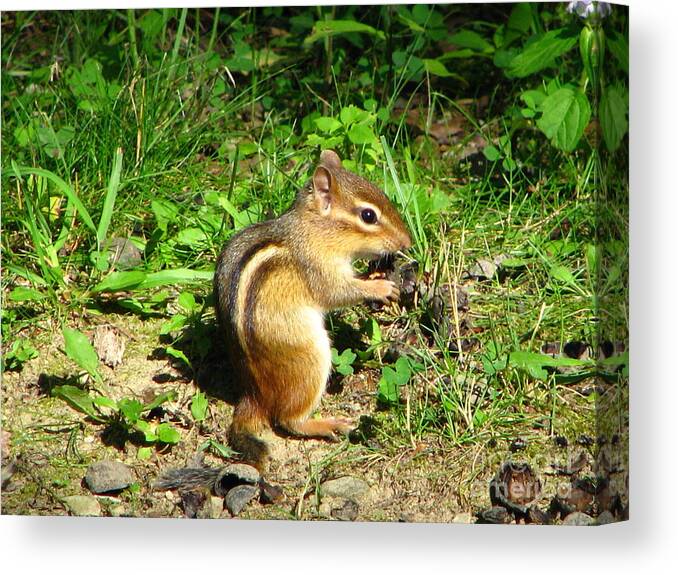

left=118, top=398, right=144, bottom=423
left=536, top=88, right=591, bottom=152
left=8, top=286, right=46, bottom=302
left=136, top=268, right=213, bottom=290
left=176, top=227, right=208, bottom=246
left=423, top=58, right=463, bottom=80
left=134, top=420, right=157, bottom=442
left=600, top=84, right=628, bottom=152
left=190, top=391, right=209, bottom=422
left=12, top=165, right=97, bottom=235
left=348, top=123, right=377, bottom=145
left=92, top=270, right=147, bottom=293
left=314, top=116, right=342, bottom=133
left=62, top=327, right=101, bottom=382
left=52, top=385, right=105, bottom=422
left=447, top=29, right=493, bottom=53
left=96, top=147, right=123, bottom=250
left=508, top=351, right=589, bottom=381
left=143, top=390, right=177, bottom=412
left=304, top=20, right=385, bottom=45
left=506, top=27, right=578, bottom=78
left=165, top=345, right=191, bottom=367
left=156, top=423, right=181, bottom=444
left=520, top=89, right=546, bottom=110
left=199, top=439, right=236, bottom=458
left=93, top=396, right=118, bottom=411
left=177, top=291, right=197, bottom=313
left=483, top=145, right=501, bottom=161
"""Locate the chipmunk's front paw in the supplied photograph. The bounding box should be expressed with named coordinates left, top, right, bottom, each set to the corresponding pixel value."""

left=367, top=279, right=400, bottom=303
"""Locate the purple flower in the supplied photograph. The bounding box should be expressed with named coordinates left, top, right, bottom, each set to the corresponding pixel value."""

left=567, top=1, right=612, bottom=19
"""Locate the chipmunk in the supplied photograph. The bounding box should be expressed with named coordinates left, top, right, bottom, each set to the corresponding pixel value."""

left=156, top=150, right=411, bottom=491
left=215, top=150, right=411, bottom=472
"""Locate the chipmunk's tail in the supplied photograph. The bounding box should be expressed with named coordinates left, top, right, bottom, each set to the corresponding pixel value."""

left=229, top=395, right=270, bottom=473
left=152, top=467, right=222, bottom=491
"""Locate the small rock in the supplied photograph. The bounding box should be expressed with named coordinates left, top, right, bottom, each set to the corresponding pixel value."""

left=452, top=512, right=474, bottom=524
left=320, top=476, right=370, bottom=500
left=225, top=484, right=258, bottom=516
left=563, top=512, right=595, bottom=526
left=85, top=460, right=134, bottom=494
left=596, top=510, right=616, bottom=525
left=63, top=495, right=101, bottom=517
left=210, top=496, right=225, bottom=519
left=107, top=237, right=143, bottom=270
left=330, top=499, right=359, bottom=521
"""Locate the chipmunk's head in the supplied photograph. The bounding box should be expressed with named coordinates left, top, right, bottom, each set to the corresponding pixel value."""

left=301, top=150, right=412, bottom=260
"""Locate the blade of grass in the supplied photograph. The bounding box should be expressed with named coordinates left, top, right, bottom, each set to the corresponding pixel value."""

left=96, top=147, right=123, bottom=251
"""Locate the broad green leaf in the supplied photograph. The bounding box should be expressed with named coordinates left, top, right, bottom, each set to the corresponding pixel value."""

left=177, top=291, right=197, bottom=312
left=134, top=420, right=157, bottom=442
left=448, top=29, right=493, bottom=53
left=92, top=270, right=147, bottom=293
left=62, top=327, right=101, bottom=382
left=423, top=58, right=461, bottom=79
left=190, top=391, right=209, bottom=422
left=93, top=396, right=118, bottom=411
left=348, top=123, right=377, bottom=145
left=600, top=84, right=628, bottom=152
left=506, top=27, right=578, bottom=78
left=304, top=20, right=385, bottom=45
left=136, top=268, right=213, bottom=290
left=549, top=264, right=578, bottom=286
left=8, top=286, right=46, bottom=302
left=520, top=89, right=546, bottom=110
left=156, top=423, right=181, bottom=444
left=176, top=227, right=208, bottom=246
left=508, top=351, right=589, bottom=381
left=165, top=345, right=191, bottom=366
left=536, top=88, right=591, bottom=152
left=52, top=385, right=105, bottom=422
left=483, top=145, right=501, bottom=161
left=143, top=390, right=177, bottom=412
left=118, top=398, right=144, bottom=423
left=314, top=116, right=342, bottom=133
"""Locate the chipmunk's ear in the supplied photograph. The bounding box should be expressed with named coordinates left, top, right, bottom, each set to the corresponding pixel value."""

left=319, top=150, right=342, bottom=170
left=312, top=165, right=334, bottom=214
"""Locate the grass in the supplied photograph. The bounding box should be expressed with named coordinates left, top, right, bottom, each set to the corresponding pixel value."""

left=1, top=5, right=628, bottom=521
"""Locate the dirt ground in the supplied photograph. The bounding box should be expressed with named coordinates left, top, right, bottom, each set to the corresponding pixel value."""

left=1, top=312, right=628, bottom=523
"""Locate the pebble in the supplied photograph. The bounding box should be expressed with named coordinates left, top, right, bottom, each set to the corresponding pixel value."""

left=320, top=476, right=370, bottom=500
left=63, top=495, right=101, bottom=517
left=562, top=512, right=595, bottom=526
left=330, top=499, right=359, bottom=521
left=85, top=460, right=134, bottom=494
left=225, top=484, right=259, bottom=516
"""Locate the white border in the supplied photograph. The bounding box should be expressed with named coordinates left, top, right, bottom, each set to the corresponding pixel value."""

left=4, top=0, right=678, bottom=573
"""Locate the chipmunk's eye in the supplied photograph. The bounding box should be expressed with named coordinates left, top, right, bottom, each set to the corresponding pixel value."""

left=360, top=208, right=378, bottom=224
